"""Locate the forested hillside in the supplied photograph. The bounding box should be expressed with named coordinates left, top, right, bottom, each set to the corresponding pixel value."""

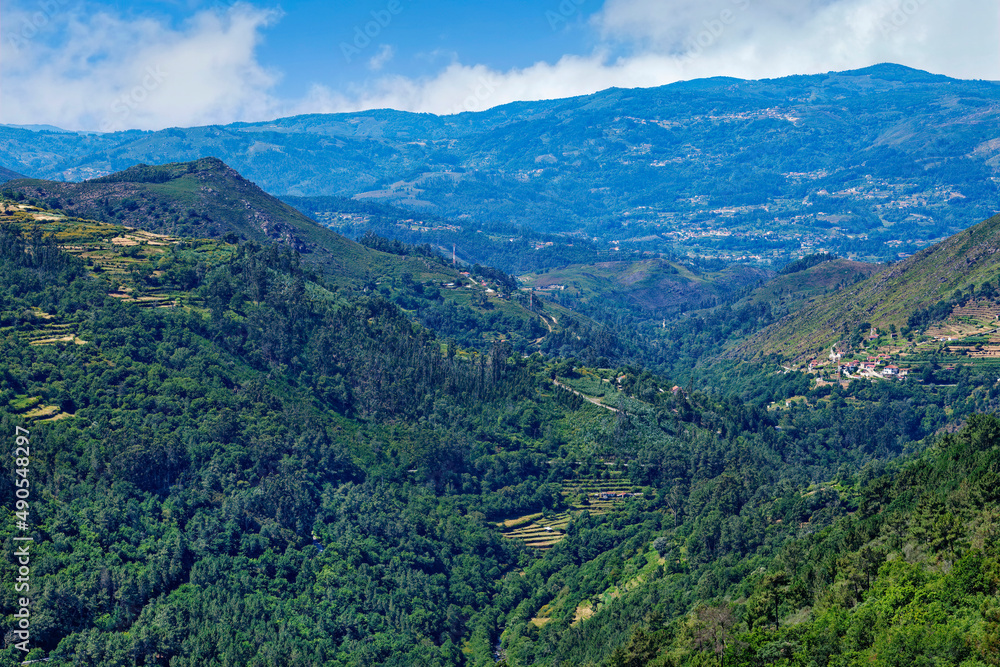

left=0, top=223, right=562, bottom=665
left=2, top=206, right=999, bottom=665
left=558, top=414, right=1000, bottom=667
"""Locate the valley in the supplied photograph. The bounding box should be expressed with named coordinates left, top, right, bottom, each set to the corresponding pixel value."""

left=3, top=66, right=1000, bottom=667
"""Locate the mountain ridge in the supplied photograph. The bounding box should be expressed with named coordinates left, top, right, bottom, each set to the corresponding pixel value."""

left=2, top=64, right=998, bottom=264
left=0, top=165, right=25, bottom=182
left=3, top=157, right=374, bottom=280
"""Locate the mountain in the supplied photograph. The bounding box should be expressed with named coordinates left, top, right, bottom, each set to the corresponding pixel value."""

left=736, top=212, right=1000, bottom=360
left=0, top=165, right=25, bottom=182
left=3, top=157, right=395, bottom=285
left=0, top=171, right=603, bottom=357
left=2, top=65, right=999, bottom=263
left=6, top=157, right=328, bottom=247
left=3, top=183, right=1000, bottom=665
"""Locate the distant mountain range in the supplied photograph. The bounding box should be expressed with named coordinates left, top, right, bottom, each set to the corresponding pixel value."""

left=2, top=64, right=999, bottom=263
left=1, top=124, right=75, bottom=133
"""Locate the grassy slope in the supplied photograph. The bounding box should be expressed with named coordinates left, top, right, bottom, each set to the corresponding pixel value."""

left=739, top=258, right=883, bottom=310
left=0, top=193, right=595, bottom=353
left=520, top=258, right=774, bottom=312
left=736, top=213, right=1000, bottom=360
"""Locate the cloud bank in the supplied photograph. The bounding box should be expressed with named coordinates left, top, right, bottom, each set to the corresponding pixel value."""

left=2, top=0, right=997, bottom=131
left=3, top=2, right=281, bottom=131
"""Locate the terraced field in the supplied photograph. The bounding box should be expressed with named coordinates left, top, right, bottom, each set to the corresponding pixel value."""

left=23, top=322, right=86, bottom=346
left=2, top=202, right=239, bottom=426
left=501, top=513, right=570, bottom=550
left=499, top=475, right=644, bottom=550
left=7, top=394, right=73, bottom=423
left=561, top=476, right=643, bottom=512
left=3, top=205, right=233, bottom=313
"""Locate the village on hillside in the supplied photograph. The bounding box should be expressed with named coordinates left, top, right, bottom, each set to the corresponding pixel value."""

left=798, top=300, right=1000, bottom=383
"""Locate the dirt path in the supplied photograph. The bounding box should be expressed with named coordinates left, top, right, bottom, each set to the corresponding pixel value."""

left=552, top=379, right=620, bottom=413
left=533, top=314, right=556, bottom=343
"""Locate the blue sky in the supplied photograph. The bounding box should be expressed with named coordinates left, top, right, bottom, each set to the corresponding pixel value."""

left=2, top=0, right=998, bottom=131
left=256, top=0, right=603, bottom=97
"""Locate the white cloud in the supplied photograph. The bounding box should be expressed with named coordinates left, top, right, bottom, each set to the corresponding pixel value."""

left=368, top=44, right=395, bottom=71
left=297, top=54, right=688, bottom=116
left=596, top=0, right=830, bottom=50
left=590, top=0, right=1000, bottom=82
left=1, top=2, right=282, bottom=131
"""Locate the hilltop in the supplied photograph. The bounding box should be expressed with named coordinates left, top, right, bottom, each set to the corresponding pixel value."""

left=3, top=158, right=450, bottom=290
left=5, top=157, right=336, bottom=250
left=0, top=165, right=25, bottom=182
left=520, top=257, right=773, bottom=314
left=735, top=212, right=1000, bottom=361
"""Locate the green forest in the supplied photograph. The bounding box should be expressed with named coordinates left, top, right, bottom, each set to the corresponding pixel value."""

left=2, top=212, right=1000, bottom=666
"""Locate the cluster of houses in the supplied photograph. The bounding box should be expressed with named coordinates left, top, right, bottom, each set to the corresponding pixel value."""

left=837, top=357, right=909, bottom=378
left=808, top=355, right=910, bottom=379
left=440, top=272, right=508, bottom=297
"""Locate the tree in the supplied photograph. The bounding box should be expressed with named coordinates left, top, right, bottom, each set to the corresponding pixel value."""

left=689, top=604, right=736, bottom=664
